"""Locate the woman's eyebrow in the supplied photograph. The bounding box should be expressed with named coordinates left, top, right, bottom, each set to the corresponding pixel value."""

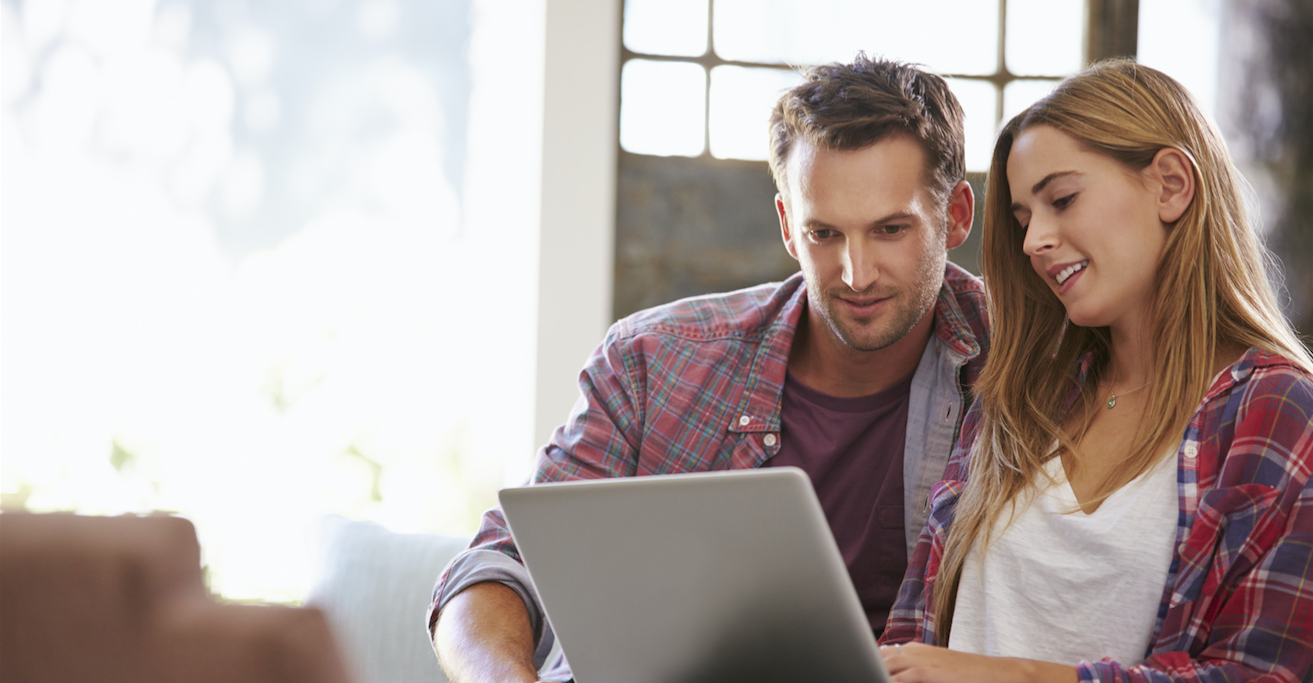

left=1029, top=170, right=1080, bottom=195
left=1012, top=171, right=1082, bottom=212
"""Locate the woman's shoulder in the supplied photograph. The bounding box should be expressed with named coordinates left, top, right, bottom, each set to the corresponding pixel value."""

left=1211, top=348, right=1313, bottom=491
left=1229, top=347, right=1313, bottom=412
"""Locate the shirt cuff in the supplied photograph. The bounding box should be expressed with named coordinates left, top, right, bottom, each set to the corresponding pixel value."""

left=435, top=549, right=559, bottom=671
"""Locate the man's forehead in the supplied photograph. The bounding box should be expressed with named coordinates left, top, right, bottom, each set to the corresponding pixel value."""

left=786, top=136, right=931, bottom=203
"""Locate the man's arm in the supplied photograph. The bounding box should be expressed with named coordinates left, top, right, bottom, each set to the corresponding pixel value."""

left=428, top=328, right=648, bottom=682
left=434, top=582, right=548, bottom=683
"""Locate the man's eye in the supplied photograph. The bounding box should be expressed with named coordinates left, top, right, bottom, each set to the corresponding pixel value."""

left=880, top=224, right=906, bottom=236
left=809, top=229, right=834, bottom=240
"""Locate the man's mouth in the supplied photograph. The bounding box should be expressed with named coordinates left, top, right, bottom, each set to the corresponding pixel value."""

left=1054, top=260, right=1088, bottom=285
left=837, top=294, right=891, bottom=315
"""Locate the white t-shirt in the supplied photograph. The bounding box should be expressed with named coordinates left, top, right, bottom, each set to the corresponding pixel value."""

left=947, top=450, right=1178, bottom=665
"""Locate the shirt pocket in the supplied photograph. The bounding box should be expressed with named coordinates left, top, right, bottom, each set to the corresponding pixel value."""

left=1171, top=483, right=1281, bottom=612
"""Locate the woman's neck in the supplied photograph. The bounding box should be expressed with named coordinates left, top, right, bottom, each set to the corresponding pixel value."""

left=1107, top=313, right=1155, bottom=389
left=1107, top=311, right=1248, bottom=389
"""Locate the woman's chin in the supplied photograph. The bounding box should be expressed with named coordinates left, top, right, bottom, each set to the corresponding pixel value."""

left=1062, top=306, right=1108, bottom=329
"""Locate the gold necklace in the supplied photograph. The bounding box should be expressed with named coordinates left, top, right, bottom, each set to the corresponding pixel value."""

left=1106, top=380, right=1152, bottom=409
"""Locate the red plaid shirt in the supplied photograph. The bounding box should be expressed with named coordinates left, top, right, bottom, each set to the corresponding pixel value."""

left=882, top=348, right=1313, bottom=683
left=429, top=264, right=991, bottom=655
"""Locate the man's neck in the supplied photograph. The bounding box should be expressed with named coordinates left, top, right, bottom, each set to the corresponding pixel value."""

left=787, top=305, right=936, bottom=398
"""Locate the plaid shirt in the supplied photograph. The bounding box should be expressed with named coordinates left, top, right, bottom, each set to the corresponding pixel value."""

left=428, top=264, right=990, bottom=674
left=881, top=348, right=1313, bottom=683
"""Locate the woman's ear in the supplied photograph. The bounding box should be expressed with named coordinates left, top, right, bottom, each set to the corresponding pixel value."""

left=1150, top=147, right=1196, bottom=224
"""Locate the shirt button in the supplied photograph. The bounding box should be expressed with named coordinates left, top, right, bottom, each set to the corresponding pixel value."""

left=739, top=415, right=752, bottom=426
left=763, top=434, right=777, bottom=447
left=1184, top=444, right=1198, bottom=459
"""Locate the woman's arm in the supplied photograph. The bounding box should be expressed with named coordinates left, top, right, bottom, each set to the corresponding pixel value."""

left=883, top=363, right=1313, bottom=683
left=881, top=643, right=1077, bottom=683
left=881, top=396, right=986, bottom=645
left=1052, top=365, right=1313, bottom=683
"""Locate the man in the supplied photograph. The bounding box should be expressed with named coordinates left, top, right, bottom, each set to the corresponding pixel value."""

left=431, top=55, right=987, bottom=683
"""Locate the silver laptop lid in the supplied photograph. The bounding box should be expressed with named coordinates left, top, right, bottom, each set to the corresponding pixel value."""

left=500, top=467, right=891, bottom=683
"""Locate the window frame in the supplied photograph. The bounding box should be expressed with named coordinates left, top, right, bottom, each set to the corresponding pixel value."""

left=618, top=0, right=1139, bottom=160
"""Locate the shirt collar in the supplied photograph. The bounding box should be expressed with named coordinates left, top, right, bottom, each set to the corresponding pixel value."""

left=730, top=267, right=984, bottom=433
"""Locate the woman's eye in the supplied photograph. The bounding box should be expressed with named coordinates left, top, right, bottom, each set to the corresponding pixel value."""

left=1052, top=194, right=1076, bottom=210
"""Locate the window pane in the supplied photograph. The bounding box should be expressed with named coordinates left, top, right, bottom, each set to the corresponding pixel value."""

left=1006, top=0, right=1083, bottom=76
left=714, top=0, right=999, bottom=75
left=620, top=59, right=707, bottom=157
left=946, top=78, right=998, bottom=172
left=1138, top=0, right=1221, bottom=116
left=709, top=66, right=803, bottom=160
left=623, top=0, right=709, bottom=57
left=1003, top=79, right=1059, bottom=125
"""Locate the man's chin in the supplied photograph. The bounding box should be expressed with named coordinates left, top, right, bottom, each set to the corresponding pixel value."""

left=824, top=306, right=927, bottom=352
left=829, top=322, right=899, bottom=353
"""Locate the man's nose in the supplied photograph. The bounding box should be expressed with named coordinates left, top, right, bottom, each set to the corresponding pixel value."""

left=842, top=239, right=878, bottom=292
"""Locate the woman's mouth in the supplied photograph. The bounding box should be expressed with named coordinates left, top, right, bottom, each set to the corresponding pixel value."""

left=1055, top=260, right=1088, bottom=285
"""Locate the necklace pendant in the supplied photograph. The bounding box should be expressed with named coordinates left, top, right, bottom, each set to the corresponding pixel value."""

left=1107, top=395, right=1117, bottom=409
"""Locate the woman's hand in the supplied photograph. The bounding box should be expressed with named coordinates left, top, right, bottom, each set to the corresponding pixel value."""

left=879, top=642, right=1077, bottom=683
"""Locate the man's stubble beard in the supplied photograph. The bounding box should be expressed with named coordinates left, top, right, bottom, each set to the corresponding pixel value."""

left=806, top=250, right=944, bottom=353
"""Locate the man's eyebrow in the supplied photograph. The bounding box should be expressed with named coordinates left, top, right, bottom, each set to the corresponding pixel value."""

left=1011, top=171, right=1081, bottom=213
left=802, top=211, right=917, bottom=230
left=871, top=211, right=916, bottom=225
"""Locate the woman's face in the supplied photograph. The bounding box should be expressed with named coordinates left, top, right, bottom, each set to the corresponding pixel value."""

left=1006, top=125, right=1168, bottom=331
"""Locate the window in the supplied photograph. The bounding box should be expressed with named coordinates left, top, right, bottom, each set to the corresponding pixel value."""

left=1, top=0, right=536, bottom=603
left=619, top=0, right=1086, bottom=171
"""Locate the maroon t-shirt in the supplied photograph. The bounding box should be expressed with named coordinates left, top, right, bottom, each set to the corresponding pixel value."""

left=764, top=370, right=912, bottom=636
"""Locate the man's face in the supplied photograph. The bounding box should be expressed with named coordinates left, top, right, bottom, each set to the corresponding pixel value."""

left=776, top=136, right=968, bottom=352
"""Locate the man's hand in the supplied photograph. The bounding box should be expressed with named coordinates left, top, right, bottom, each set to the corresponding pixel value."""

left=880, top=642, right=1077, bottom=683
left=433, top=582, right=549, bottom=683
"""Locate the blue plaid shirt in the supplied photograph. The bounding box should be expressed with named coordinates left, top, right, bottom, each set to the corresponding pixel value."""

left=883, top=348, right=1313, bottom=683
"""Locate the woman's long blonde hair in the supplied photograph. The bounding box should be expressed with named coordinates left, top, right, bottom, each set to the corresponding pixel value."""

left=932, top=60, right=1313, bottom=645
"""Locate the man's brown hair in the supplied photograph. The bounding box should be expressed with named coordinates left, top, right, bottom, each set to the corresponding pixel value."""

left=768, top=54, right=966, bottom=207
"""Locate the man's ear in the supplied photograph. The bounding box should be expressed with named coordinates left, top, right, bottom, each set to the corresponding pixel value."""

left=944, top=180, right=974, bottom=250
left=1150, top=147, right=1195, bottom=224
left=777, top=193, right=799, bottom=260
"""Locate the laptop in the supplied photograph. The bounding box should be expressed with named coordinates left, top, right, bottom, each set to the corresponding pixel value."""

left=499, top=467, right=893, bottom=683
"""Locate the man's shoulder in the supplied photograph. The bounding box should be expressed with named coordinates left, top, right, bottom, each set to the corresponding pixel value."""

left=942, top=262, right=986, bottom=315
left=612, top=273, right=805, bottom=344
left=935, top=262, right=990, bottom=359
left=943, top=261, right=984, bottom=296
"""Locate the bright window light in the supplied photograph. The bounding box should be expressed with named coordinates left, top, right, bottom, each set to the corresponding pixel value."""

left=620, top=59, right=707, bottom=157
left=623, top=0, right=709, bottom=57
left=1006, top=0, right=1084, bottom=76
left=1, top=0, right=534, bottom=604
left=1138, top=0, right=1221, bottom=117
left=713, top=0, right=999, bottom=76
left=709, top=65, right=803, bottom=161
left=945, top=78, right=999, bottom=172
left=1003, top=79, right=1060, bottom=126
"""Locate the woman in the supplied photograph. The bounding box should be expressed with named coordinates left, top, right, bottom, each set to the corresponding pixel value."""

left=878, top=60, right=1313, bottom=682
